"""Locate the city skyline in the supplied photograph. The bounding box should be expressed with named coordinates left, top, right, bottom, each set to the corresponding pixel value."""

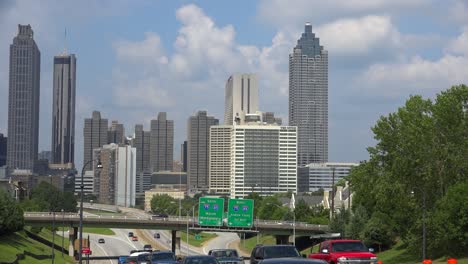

left=1, top=1, right=467, bottom=170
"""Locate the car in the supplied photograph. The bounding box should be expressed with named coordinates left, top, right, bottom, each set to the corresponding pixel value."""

left=128, top=232, right=134, bottom=237
left=151, top=213, right=169, bottom=219
left=179, top=255, right=219, bottom=264
left=151, top=251, right=177, bottom=264
left=208, top=249, right=244, bottom=264
left=129, top=251, right=151, bottom=264
left=154, top=233, right=161, bottom=239
left=259, top=258, right=327, bottom=264
left=98, top=238, right=105, bottom=244
left=308, top=239, right=378, bottom=264
left=132, top=236, right=139, bottom=241
left=118, top=255, right=128, bottom=264
left=250, top=245, right=301, bottom=264
left=143, top=244, right=153, bottom=251
left=124, top=256, right=138, bottom=264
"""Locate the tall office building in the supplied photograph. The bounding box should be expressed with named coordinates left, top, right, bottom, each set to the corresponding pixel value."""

left=187, top=111, right=219, bottom=192
left=289, top=23, right=328, bottom=165
left=83, top=111, right=108, bottom=171
left=7, top=24, right=41, bottom=171
left=107, top=120, right=125, bottom=144
left=208, top=126, right=232, bottom=195
left=51, top=54, right=76, bottom=165
left=209, top=121, right=298, bottom=198
left=92, top=144, right=136, bottom=206
left=0, top=134, right=6, bottom=167
left=150, top=112, right=174, bottom=172
left=224, top=73, right=258, bottom=125
left=133, top=124, right=151, bottom=195
left=181, top=141, right=187, bottom=172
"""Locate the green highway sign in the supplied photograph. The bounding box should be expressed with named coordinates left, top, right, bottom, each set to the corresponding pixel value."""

left=198, top=197, right=224, bottom=226
left=227, top=199, right=254, bottom=228
left=195, top=234, right=201, bottom=240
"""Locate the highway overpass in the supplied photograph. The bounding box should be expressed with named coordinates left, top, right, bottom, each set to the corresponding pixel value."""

left=24, top=212, right=329, bottom=236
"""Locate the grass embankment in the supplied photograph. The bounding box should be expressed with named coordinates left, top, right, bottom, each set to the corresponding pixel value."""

left=377, top=244, right=468, bottom=264
left=0, top=231, right=75, bottom=264
left=178, top=231, right=217, bottom=247
left=239, top=235, right=276, bottom=253
left=56, top=226, right=115, bottom=236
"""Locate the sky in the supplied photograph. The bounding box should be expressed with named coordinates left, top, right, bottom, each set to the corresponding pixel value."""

left=1, top=0, right=468, bottom=170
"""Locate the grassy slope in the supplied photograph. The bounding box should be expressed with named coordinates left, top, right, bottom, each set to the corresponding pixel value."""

left=0, top=231, right=74, bottom=264
left=377, top=245, right=468, bottom=264
left=178, top=231, right=217, bottom=247
left=239, top=235, right=276, bottom=253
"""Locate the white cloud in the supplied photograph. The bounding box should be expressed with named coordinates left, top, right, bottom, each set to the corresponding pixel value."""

left=448, top=0, right=468, bottom=23
left=114, top=32, right=168, bottom=67
left=258, top=0, right=426, bottom=28
left=359, top=55, right=468, bottom=96
left=447, top=26, right=468, bottom=55
left=316, top=15, right=400, bottom=56
left=113, top=76, right=174, bottom=108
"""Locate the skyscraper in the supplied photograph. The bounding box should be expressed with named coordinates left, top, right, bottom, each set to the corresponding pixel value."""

left=0, top=133, right=7, bottom=167
left=224, top=73, right=258, bottom=125
left=51, top=54, right=76, bottom=165
left=289, top=23, right=328, bottom=165
left=150, top=112, right=174, bottom=172
left=7, top=24, right=41, bottom=171
left=187, top=111, right=219, bottom=192
left=83, top=111, right=108, bottom=171
left=133, top=124, right=151, bottom=195
left=181, top=141, right=187, bottom=172
left=107, top=120, right=125, bottom=144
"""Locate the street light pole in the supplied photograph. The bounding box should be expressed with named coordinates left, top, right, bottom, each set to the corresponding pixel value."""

left=79, top=159, right=101, bottom=264
left=61, top=209, right=64, bottom=257
left=422, top=191, right=426, bottom=260
left=52, top=211, right=55, bottom=264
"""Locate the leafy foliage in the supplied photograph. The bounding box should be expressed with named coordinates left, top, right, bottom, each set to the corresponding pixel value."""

left=349, top=85, right=468, bottom=257
left=20, top=182, right=77, bottom=212
left=0, top=190, right=24, bottom=235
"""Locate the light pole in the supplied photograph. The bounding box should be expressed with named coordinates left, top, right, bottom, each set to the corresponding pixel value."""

left=52, top=211, right=56, bottom=264
left=79, top=159, right=102, bottom=264
left=61, top=209, right=64, bottom=257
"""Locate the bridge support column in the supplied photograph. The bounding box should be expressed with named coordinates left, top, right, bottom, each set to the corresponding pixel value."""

left=69, top=226, right=78, bottom=257
left=275, top=235, right=289, bottom=245
left=171, top=230, right=177, bottom=254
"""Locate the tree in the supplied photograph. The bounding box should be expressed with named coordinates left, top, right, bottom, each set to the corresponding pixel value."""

left=362, top=211, right=395, bottom=251
left=345, top=205, right=368, bottom=240
left=150, top=194, right=178, bottom=215
left=0, top=190, right=24, bottom=235
left=294, top=199, right=312, bottom=222
left=21, top=182, right=77, bottom=212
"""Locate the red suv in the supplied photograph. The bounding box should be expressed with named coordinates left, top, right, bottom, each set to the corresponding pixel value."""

left=308, top=239, right=378, bottom=264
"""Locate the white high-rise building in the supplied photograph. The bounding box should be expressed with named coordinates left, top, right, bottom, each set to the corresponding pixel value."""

left=224, top=73, right=259, bottom=125
left=208, top=125, right=232, bottom=195
left=115, top=145, right=137, bottom=207
left=209, top=122, right=298, bottom=198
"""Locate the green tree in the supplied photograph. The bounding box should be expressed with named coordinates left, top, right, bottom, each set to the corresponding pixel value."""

left=20, top=182, right=77, bottom=212
left=345, top=204, right=368, bottom=240
left=294, top=199, right=312, bottom=222
left=151, top=194, right=178, bottom=215
left=0, top=190, right=24, bottom=235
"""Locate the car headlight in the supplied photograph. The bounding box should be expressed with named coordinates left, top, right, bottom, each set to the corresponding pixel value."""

left=337, top=257, right=348, bottom=262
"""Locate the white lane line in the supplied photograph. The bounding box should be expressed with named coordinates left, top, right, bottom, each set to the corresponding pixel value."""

left=91, top=238, right=113, bottom=264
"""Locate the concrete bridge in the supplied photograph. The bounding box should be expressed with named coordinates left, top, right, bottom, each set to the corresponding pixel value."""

left=24, top=212, right=329, bottom=256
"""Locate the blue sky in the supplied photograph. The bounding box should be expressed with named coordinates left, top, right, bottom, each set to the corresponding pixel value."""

left=1, top=0, right=468, bottom=169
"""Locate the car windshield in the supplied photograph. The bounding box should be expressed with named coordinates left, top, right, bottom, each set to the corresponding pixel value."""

left=264, top=247, right=300, bottom=258
left=331, top=242, right=368, bottom=252
left=152, top=252, right=176, bottom=261
left=185, top=257, right=218, bottom=264
left=212, top=250, right=238, bottom=258
left=137, top=254, right=151, bottom=261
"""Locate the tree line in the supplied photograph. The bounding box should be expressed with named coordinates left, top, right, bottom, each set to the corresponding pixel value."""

left=338, top=85, right=467, bottom=258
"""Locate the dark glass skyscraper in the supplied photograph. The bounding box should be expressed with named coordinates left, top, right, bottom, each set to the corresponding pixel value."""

left=188, top=111, right=218, bottom=191
left=0, top=133, right=6, bottom=167
left=51, top=54, right=76, bottom=165
left=150, top=112, right=174, bottom=172
left=7, top=24, right=41, bottom=171
left=83, top=111, right=108, bottom=171
left=289, top=23, right=328, bottom=166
